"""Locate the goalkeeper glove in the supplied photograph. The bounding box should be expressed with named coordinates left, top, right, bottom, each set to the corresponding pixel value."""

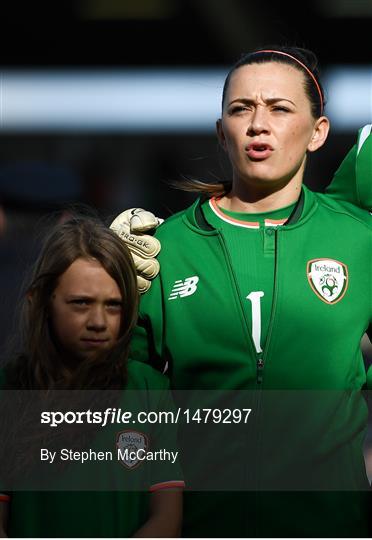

left=110, top=208, right=163, bottom=294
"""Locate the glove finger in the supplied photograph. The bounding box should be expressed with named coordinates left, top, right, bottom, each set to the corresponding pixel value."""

left=130, top=210, right=163, bottom=233
left=137, top=275, right=151, bottom=294
left=132, top=253, right=160, bottom=280
left=110, top=208, right=163, bottom=233
left=116, top=230, right=160, bottom=258
left=110, top=210, right=131, bottom=231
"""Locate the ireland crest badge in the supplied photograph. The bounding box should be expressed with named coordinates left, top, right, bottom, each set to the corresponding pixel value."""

left=116, top=430, right=148, bottom=469
left=307, top=258, right=348, bottom=304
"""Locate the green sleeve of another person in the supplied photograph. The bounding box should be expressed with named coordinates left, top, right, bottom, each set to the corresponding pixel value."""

left=326, top=124, right=372, bottom=210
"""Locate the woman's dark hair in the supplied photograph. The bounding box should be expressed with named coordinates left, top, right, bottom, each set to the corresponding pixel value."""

left=222, top=45, right=325, bottom=119
left=9, top=217, right=139, bottom=390
left=177, top=45, right=325, bottom=198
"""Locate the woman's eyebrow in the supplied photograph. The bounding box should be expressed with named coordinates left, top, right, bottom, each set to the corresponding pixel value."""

left=228, top=97, right=296, bottom=106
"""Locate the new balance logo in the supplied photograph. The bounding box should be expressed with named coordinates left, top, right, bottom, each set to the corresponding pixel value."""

left=168, top=276, right=199, bottom=300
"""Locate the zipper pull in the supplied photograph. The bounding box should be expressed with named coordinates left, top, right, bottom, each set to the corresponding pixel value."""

left=257, top=358, right=264, bottom=384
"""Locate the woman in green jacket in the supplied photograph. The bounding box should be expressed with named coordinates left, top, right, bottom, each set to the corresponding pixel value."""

left=113, top=46, right=372, bottom=537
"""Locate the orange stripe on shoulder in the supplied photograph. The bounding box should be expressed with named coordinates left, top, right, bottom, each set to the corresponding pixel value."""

left=149, top=480, right=185, bottom=492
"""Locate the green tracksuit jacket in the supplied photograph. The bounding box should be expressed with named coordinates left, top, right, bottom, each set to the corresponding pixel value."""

left=326, top=124, right=372, bottom=210
left=131, top=182, right=372, bottom=536
left=131, top=126, right=372, bottom=536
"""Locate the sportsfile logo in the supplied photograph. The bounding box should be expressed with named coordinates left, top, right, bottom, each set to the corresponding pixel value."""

left=168, top=276, right=199, bottom=300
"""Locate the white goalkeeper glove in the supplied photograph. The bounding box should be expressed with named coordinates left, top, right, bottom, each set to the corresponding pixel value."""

left=110, top=208, right=163, bottom=294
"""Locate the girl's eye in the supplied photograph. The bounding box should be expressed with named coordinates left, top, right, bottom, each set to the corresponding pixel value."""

left=107, top=301, right=123, bottom=310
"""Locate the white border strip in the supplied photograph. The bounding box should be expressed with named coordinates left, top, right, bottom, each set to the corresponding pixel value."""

left=1, top=69, right=224, bottom=133
left=1, top=67, right=371, bottom=132
left=357, top=124, right=372, bottom=155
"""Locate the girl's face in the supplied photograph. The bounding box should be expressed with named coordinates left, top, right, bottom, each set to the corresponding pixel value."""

left=217, top=62, right=329, bottom=190
left=50, top=257, right=123, bottom=362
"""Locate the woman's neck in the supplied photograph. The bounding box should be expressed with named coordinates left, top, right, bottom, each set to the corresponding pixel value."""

left=219, top=173, right=303, bottom=213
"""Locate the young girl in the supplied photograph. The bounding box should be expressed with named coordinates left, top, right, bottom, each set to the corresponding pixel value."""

left=0, top=217, right=183, bottom=537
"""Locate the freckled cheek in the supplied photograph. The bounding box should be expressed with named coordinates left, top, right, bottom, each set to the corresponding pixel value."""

left=280, top=128, right=308, bottom=160
left=224, top=123, right=245, bottom=145
left=290, top=121, right=313, bottom=145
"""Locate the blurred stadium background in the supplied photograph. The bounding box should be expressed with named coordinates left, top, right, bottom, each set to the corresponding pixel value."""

left=0, top=1, right=371, bottom=383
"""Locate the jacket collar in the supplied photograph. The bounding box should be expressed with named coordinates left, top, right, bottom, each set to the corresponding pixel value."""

left=183, top=185, right=318, bottom=232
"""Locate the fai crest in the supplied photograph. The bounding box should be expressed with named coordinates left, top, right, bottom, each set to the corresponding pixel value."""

left=116, top=430, right=148, bottom=469
left=307, top=259, right=348, bottom=304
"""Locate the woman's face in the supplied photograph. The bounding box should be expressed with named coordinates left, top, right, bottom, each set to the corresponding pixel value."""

left=50, top=257, right=123, bottom=362
left=218, top=62, right=328, bottom=189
